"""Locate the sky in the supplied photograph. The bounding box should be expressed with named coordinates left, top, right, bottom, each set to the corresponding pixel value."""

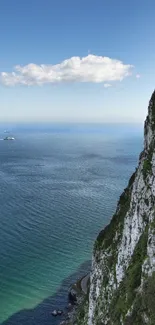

left=0, top=0, right=155, bottom=123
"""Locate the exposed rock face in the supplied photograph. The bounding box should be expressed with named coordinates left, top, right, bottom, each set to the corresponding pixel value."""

left=75, top=91, right=155, bottom=325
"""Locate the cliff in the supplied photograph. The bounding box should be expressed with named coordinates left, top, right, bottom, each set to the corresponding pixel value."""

left=73, top=91, right=155, bottom=325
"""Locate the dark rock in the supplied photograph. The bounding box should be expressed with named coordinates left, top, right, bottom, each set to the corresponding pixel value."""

left=52, top=310, right=58, bottom=316
left=68, top=288, right=77, bottom=303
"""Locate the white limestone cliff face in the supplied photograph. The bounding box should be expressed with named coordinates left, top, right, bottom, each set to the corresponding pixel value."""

left=85, top=91, right=155, bottom=325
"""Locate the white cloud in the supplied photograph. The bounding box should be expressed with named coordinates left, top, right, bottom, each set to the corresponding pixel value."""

left=136, top=74, right=140, bottom=79
left=0, top=55, right=133, bottom=86
left=104, top=83, right=112, bottom=88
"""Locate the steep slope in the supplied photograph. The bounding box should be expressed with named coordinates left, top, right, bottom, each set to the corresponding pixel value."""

left=75, top=91, right=155, bottom=325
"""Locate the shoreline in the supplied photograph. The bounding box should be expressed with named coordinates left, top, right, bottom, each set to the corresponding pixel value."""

left=53, top=273, right=90, bottom=325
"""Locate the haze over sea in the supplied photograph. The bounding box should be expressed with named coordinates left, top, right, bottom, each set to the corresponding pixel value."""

left=0, top=123, right=142, bottom=325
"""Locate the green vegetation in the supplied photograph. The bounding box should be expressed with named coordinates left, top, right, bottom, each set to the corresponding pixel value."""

left=142, top=140, right=154, bottom=180
left=95, top=172, right=135, bottom=252
left=142, top=91, right=155, bottom=179
left=143, top=158, right=152, bottom=180
left=150, top=91, right=155, bottom=130
left=92, top=225, right=149, bottom=325
left=125, top=272, right=155, bottom=325
left=95, top=188, right=130, bottom=250
left=75, top=294, right=89, bottom=325
left=73, top=276, right=90, bottom=325
left=108, top=225, right=148, bottom=324
left=144, top=198, right=149, bottom=206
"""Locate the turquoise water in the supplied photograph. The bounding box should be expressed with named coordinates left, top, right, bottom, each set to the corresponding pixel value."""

left=0, top=124, right=142, bottom=324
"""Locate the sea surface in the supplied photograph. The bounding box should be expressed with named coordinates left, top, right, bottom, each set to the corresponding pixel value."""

left=0, top=124, right=143, bottom=324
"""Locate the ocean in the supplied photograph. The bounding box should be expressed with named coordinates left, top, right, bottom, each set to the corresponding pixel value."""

left=0, top=124, right=143, bottom=325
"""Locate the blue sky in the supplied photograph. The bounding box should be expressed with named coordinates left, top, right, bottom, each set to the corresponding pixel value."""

left=0, top=0, right=155, bottom=123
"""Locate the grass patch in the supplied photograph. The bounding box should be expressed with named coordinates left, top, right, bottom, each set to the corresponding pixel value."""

left=125, top=272, right=155, bottom=325
left=143, top=158, right=152, bottom=180
left=95, top=172, right=134, bottom=252
left=108, top=225, right=148, bottom=324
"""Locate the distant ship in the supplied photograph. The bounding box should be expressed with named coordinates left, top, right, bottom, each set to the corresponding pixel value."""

left=3, top=136, right=15, bottom=140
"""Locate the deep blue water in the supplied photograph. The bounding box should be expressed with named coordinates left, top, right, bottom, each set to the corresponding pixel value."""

left=0, top=124, right=143, bottom=324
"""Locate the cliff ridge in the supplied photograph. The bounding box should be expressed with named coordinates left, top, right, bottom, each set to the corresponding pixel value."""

left=72, top=91, right=155, bottom=325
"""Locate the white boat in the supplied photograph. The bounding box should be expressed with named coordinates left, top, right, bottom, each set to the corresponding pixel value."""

left=3, top=137, right=15, bottom=140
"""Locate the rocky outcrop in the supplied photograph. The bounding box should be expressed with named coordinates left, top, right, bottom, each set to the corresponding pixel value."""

left=74, top=91, right=155, bottom=325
